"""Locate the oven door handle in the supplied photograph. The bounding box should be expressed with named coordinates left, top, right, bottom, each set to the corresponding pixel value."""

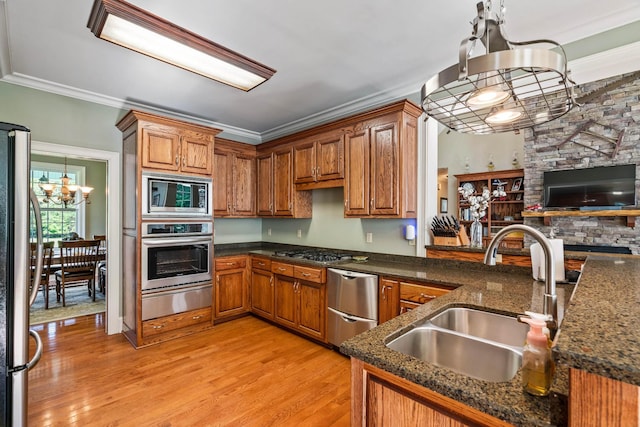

left=141, top=237, right=212, bottom=247
left=142, top=283, right=212, bottom=297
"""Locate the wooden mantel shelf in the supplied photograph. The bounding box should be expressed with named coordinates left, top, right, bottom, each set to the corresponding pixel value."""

left=522, top=209, right=640, bottom=227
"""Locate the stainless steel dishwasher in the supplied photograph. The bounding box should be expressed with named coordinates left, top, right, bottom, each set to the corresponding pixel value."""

left=327, top=268, right=378, bottom=347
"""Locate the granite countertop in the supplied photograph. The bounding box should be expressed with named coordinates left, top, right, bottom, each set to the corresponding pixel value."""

left=214, top=243, right=640, bottom=425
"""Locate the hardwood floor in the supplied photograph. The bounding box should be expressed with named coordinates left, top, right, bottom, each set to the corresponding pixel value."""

left=28, top=314, right=351, bottom=426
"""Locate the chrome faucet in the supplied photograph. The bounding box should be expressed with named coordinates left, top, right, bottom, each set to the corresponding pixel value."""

left=484, top=224, right=558, bottom=340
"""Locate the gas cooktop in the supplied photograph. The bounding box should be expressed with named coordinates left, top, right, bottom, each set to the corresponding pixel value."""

left=273, top=250, right=352, bottom=264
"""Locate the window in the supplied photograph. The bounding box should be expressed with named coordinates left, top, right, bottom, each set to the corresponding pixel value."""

left=30, top=161, right=88, bottom=243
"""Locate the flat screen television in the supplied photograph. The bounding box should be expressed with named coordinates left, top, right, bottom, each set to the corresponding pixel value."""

left=543, top=164, right=636, bottom=209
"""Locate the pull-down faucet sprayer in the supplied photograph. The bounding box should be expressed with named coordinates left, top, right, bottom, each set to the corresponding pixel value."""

left=484, top=224, right=558, bottom=340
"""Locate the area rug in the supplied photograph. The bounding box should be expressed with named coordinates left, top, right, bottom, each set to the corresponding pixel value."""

left=30, top=283, right=105, bottom=325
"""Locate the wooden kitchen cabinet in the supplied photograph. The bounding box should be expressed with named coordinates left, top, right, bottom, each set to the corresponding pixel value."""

left=256, top=145, right=312, bottom=218
left=351, top=358, right=512, bottom=427
left=272, top=261, right=327, bottom=342
left=214, top=138, right=256, bottom=217
left=379, top=277, right=400, bottom=324
left=344, top=101, right=420, bottom=218
left=379, top=276, right=454, bottom=320
left=214, top=256, right=250, bottom=320
left=455, top=169, right=525, bottom=248
left=117, top=111, right=220, bottom=349
left=250, top=257, right=274, bottom=320
left=130, top=112, right=216, bottom=176
left=294, top=130, right=344, bottom=189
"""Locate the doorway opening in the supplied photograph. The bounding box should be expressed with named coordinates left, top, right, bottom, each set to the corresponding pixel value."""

left=31, top=141, right=121, bottom=335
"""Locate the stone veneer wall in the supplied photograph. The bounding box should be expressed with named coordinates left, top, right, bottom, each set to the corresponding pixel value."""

left=522, top=71, right=640, bottom=254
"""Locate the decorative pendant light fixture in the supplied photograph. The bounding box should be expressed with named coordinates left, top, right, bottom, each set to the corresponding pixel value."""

left=38, top=158, right=93, bottom=208
left=421, top=0, right=576, bottom=134
left=87, top=0, right=276, bottom=91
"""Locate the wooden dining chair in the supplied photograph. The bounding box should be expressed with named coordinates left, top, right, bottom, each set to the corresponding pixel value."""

left=30, top=241, right=55, bottom=309
left=54, top=239, right=101, bottom=307
left=93, top=234, right=107, bottom=294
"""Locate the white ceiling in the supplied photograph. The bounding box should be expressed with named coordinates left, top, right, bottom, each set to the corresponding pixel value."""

left=1, top=0, right=640, bottom=143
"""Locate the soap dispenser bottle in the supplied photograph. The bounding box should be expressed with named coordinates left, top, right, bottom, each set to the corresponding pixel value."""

left=520, top=312, right=555, bottom=396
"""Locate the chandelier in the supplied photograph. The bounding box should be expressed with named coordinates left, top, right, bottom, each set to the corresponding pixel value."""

left=38, top=158, right=93, bottom=208
left=421, top=0, right=576, bottom=134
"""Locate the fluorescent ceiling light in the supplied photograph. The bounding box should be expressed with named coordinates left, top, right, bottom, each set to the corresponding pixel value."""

left=87, top=0, right=276, bottom=91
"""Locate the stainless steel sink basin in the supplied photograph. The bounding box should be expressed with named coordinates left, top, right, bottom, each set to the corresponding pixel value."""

left=430, top=307, right=528, bottom=347
left=385, top=307, right=527, bottom=382
left=386, top=326, right=522, bottom=382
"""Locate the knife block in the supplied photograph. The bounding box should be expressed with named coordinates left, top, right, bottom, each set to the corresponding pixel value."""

left=433, top=227, right=470, bottom=247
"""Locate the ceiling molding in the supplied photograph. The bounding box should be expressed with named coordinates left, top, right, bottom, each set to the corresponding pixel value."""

left=0, top=72, right=263, bottom=144
left=568, top=40, right=640, bottom=85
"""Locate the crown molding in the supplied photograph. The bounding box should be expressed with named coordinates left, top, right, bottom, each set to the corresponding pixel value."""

left=0, top=73, right=263, bottom=144
left=568, top=40, right=640, bottom=85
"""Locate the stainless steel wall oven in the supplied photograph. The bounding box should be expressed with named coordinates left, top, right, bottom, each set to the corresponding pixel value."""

left=140, top=221, right=213, bottom=320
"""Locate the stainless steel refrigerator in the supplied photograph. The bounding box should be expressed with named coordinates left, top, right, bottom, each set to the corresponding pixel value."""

left=1, top=122, right=44, bottom=426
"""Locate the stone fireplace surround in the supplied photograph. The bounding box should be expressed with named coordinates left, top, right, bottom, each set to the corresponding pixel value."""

left=522, top=71, right=640, bottom=254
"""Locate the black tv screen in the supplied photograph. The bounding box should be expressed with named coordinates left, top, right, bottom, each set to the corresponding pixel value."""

left=544, top=164, right=636, bottom=208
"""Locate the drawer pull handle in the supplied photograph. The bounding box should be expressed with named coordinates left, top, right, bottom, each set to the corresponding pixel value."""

left=277, top=267, right=287, bottom=271
left=419, top=293, right=437, bottom=300
left=152, top=324, right=165, bottom=329
left=258, top=262, right=265, bottom=266
left=301, top=272, right=311, bottom=277
left=192, top=315, right=203, bottom=320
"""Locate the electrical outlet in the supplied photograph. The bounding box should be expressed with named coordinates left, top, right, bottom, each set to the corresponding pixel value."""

left=409, top=239, right=416, bottom=246
left=496, top=254, right=503, bottom=263
left=267, top=228, right=272, bottom=236
left=366, top=232, right=373, bottom=243
left=297, top=229, right=302, bottom=238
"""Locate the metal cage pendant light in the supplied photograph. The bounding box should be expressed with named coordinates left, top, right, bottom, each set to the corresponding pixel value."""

left=421, top=0, right=576, bottom=134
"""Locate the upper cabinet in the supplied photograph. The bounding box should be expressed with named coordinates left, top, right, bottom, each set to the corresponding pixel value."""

left=294, top=130, right=344, bottom=190
left=257, top=144, right=312, bottom=218
left=214, top=139, right=256, bottom=217
left=121, top=111, right=217, bottom=177
left=344, top=102, right=420, bottom=218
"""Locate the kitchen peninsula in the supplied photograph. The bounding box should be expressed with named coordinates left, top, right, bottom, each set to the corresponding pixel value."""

left=214, top=243, right=640, bottom=426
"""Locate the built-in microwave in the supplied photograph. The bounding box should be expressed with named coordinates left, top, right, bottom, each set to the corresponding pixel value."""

left=142, top=172, right=212, bottom=217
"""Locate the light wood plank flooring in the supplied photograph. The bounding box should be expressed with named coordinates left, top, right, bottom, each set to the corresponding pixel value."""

left=28, top=314, right=351, bottom=426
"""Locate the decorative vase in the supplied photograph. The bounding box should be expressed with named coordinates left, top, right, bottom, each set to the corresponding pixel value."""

left=470, top=218, right=483, bottom=248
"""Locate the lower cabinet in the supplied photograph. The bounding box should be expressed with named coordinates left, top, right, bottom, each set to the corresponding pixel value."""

left=351, top=358, right=511, bottom=427
left=272, top=261, right=327, bottom=342
left=379, top=276, right=454, bottom=321
left=214, top=256, right=249, bottom=321
left=250, top=257, right=275, bottom=320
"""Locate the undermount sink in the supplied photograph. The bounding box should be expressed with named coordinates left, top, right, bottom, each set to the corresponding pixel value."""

left=386, top=307, right=528, bottom=382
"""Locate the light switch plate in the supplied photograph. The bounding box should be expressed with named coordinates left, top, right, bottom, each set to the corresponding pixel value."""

left=366, top=232, right=373, bottom=243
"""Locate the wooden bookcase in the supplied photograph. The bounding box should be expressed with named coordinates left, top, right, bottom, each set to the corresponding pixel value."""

left=455, top=169, right=525, bottom=248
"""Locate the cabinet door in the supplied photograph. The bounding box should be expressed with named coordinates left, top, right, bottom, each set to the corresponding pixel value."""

left=141, top=127, right=181, bottom=172
left=293, top=140, right=316, bottom=184
left=297, top=280, right=325, bottom=340
left=379, top=278, right=400, bottom=324
left=214, top=269, right=248, bottom=319
left=315, top=132, right=344, bottom=181
left=213, top=150, right=232, bottom=216
left=273, top=147, right=294, bottom=216
left=370, top=121, right=399, bottom=216
left=274, top=274, right=297, bottom=328
left=344, top=128, right=370, bottom=216
left=232, top=153, right=256, bottom=216
left=256, top=153, right=273, bottom=216
left=250, top=268, right=274, bottom=319
left=180, top=136, right=213, bottom=175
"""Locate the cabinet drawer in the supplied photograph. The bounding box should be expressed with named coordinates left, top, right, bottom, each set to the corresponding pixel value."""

left=400, top=282, right=452, bottom=304
left=251, top=257, right=272, bottom=271
left=272, top=261, right=294, bottom=276
left=142, top=307, right=212, bottom=337
left=294, top=265, right=326, bottom=284
left=215, top=256, right=247, bottom=271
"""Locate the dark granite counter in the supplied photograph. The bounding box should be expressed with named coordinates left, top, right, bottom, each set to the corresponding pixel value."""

left=214, top=243, right=640, bottom=425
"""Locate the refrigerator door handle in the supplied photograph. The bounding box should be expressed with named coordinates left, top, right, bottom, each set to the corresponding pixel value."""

left=26, top=329, right=43, bottom=370
left=28, top=188, right=44, bottom=306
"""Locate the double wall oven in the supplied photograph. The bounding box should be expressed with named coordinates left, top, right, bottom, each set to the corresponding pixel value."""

left=140, top=174, right=214, bottom=321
